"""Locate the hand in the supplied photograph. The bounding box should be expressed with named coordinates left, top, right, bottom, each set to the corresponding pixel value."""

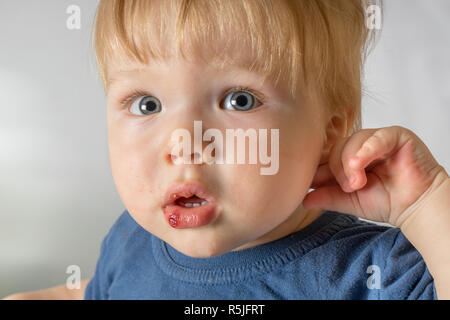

left=302, top=125, right=448, bottom=228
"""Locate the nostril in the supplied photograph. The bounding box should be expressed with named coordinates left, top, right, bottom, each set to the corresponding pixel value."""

left=192, top=152, right=202, bottom=163
left=166, top=152, right=203, bottom=164
left=167, top=153, right=176, bottom=163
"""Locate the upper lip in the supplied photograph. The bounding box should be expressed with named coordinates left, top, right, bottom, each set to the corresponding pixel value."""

left=162, top=181, right=216, bottom=208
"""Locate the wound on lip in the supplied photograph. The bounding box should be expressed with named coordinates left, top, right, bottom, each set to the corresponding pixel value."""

left=169, top=214, right=178, bottom=228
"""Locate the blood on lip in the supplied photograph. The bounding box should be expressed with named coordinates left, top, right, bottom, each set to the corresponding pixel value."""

left=163, top=201, right=217, bottom=229
left=168, top=214, right=178, bottom=227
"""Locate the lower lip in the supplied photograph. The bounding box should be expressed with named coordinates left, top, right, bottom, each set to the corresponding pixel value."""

left=163, top=202, right=217, bottom=229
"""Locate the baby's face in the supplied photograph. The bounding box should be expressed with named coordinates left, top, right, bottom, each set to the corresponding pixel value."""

left=106, top=56, right=327, bottom=257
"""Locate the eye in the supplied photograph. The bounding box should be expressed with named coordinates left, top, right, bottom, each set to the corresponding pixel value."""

left=222, top=87, right=263, bottom=111
left=129, top=95, right=162, bottom=116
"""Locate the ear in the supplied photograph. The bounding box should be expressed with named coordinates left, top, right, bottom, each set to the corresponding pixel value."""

left=319, top=111, right=349, bottom=165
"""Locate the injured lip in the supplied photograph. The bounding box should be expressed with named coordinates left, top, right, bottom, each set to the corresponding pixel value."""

left=162, top=181, right=218, bottom=229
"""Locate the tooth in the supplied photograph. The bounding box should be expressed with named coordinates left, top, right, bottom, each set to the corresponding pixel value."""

left=201, top=201, right=208, bottom=205
left=184, top=203, right=193, bottom=208
left=192, top=203, right=200, bottom=207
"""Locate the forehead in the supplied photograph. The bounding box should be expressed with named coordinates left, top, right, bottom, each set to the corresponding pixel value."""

left=104, top=10, right=280, bottom=90
left=106, top=51, right=277, bottom=91
left=95, top=0, right=304, bottom=101
left=106, top=54, right=295, bottom=106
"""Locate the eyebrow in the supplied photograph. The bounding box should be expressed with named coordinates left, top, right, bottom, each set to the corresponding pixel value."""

left=107, top=68, right=149, bottom=88
left=107, top=65, right=271, bottom=92
left=106, top=65, right=294, bottom=106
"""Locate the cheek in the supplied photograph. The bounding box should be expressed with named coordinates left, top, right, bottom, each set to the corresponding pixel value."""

left=108, top=124, right=160, bottom=213
left=218, top=142, right=317, bottom=224
left=277, top=120, right=323, bottom=199
left=220, top=116, right=322, bottom=225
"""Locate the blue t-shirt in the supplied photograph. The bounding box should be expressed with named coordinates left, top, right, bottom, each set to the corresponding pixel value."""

left=84, top=210, right=437, bottom=300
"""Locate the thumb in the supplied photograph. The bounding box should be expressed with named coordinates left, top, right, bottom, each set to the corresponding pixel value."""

left=302, top=185, right=360, bottom=215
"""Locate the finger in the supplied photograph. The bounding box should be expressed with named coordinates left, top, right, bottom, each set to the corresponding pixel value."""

left=328, top=131, right=377, bottom=193
left=349, top=126, right=412, bottom=189
left=350, top=126, right=400, bottom=169
left=327, top=137, right=353, bottom=192
left=338, top=129, right=378, bottom=191
left=313, top=126, right=404, bottom=192
left=302, top=184, right=362, bottom=215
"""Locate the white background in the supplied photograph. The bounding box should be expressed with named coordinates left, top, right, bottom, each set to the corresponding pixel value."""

left=0, top=1, right=449, bottom=297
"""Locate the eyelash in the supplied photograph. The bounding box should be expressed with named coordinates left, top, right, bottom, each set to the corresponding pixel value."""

left=119, top=86, right=267, bottom=108
left=120, top=89, right=148, bottom=107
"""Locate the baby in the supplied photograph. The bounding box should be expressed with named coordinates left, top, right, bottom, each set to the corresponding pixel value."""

left=5, top=0, right=450, bottom=300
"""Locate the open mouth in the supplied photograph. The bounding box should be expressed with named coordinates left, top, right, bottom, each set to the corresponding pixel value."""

left=162, top=181, right=218, bottom=229
left=174, top=195, right=209, bottom=208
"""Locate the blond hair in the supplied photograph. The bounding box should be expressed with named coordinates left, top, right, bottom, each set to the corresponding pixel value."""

left=92, top=0, right=381, bottom=136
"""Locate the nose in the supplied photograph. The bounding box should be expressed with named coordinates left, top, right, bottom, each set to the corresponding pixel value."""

left=167, top=149, right=203, bottom=165
left=163, top=121, right=216, bottom=166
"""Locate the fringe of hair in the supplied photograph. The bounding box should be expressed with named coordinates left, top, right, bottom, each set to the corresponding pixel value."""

left=91, top=0, right=382, bottom=136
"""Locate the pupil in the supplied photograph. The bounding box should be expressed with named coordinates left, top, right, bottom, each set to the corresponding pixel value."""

left=236, top=95, right=248, bottom=107
left=143, top=100, right=156, bottom=112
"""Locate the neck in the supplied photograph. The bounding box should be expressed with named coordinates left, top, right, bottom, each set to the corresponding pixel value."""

left=231, top=206, right=325, bottom=252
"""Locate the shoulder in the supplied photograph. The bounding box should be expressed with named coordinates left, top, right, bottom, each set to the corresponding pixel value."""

left=327, top=213, right=402, bottom=250
left=326, top=213, right=421, bottom=261
left=84, top=210, right=151, bottom=300
left=302, top=211, right=401, bottom=255
left=98, top=210, right=154, bottom=266
left=322, top=212, right=423, bottom=269
left=311, top=212, right=436, bottom=299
